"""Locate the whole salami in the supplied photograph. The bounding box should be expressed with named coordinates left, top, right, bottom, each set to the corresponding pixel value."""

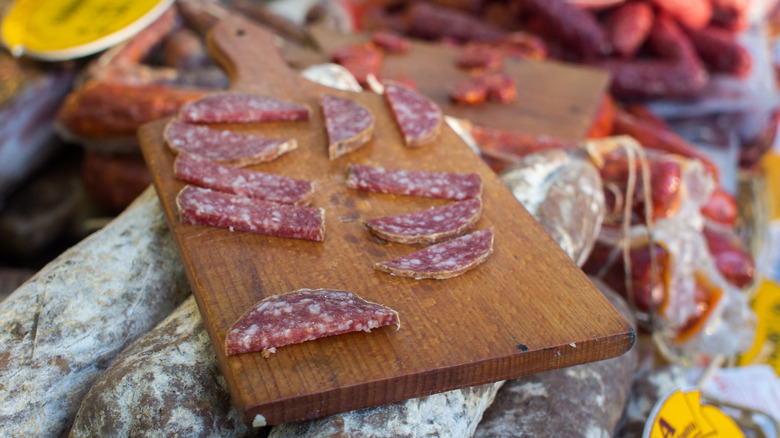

left=0, top=188, right=190, bottom=437
left=69, top=296, right=255, bottom=438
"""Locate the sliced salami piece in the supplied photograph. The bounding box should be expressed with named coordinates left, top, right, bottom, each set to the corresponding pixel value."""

left=366, top=198, right=482, bottom=244
left=375, top=228, right=494, bottom=280
left=346, top=163, right=482, bottom=200
left=176, top=185, right=324, bottom=241
left=225, top=288, right=400, bottom=356
left=321, top=95, right=374, bottom=160
left=384, top=82, right=443, bottom=147
left=179, top=93, right=310, bottom=123
left=174, top=153, right=314, bottom=205
left=164, top=120, right=297, bottom=166
left=370, top=31, right=411, bottom=53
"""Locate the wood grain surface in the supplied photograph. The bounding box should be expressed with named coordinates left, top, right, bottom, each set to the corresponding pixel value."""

left=297, top=25, right=611, bottom=141
left=138, top=16, right=634, bottom=426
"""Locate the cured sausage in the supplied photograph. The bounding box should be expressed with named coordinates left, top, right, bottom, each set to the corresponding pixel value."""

left=346, top=164, right=482, bottom=200
left=375, top=228, right=494, bottom=279
left=455, top=44, right=503, bottom=71
left=225, top=288, right=400, bottom=356
left=384, top=82, right=443, bottom=147
left=179, top=93, right=311, bottom=123
left=331, top=42, right=383, bottom=86
left=605, top=2, right=654, bottom=58
left=0, top=188, right=190, bottom=436
left=176, top=186, right=325, bottom=241
left=649, top=0, right=712, bottom=29
left=684, top=26, right=752, bottom=77
left=164, top=120, right=297, bottom=166
left=321, top=94, right=374, bottom=160
left=449, top=78, right=488, bottom=105
left=365, top=198, right=483, bottom=244
left=173, top=153, right=314, bottom=205
left=477, top=72, right=516, bottom=104
left=407, top=2, right=504, bottom=43
left=370, top=30, right=411, bottom=53
left=521, top=0, right=609, bottom=60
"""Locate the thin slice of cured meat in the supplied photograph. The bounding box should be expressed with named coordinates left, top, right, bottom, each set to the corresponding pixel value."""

left=321, top=95, right=374, bottom=160
left=375, top=228, right=494, bottom=280
left=179, top=93, right=310, bottom=123
left=384, top=82, right=443, bottom=147
left=347, top=163, right=482, bottom=200
left=225, top=288, right=400, bottom=356
left=173, top=153, right=314, bottom=205
left=164, top=120, right=296, bottom=167
left=366, top=198, right=482, bottom=244
left=176, top=185, right=324, bottom=241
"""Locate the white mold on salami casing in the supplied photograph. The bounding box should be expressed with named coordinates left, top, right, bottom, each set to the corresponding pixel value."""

left=0, top=187, right=190, bottom=437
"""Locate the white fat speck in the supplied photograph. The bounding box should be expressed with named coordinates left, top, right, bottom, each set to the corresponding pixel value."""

left=308, top=304, right=321, bottom=314
left=432, top=215, right=444, bottom=221
left=410, top=259, right=422, bottom=265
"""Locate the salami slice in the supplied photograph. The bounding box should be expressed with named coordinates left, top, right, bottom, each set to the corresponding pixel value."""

left=225, top=288, right=400, bottom=356
left=370, top=31, right=411, bottom=53
left=375, top=228, right=494, bottom=280
left=179, top=93, right=310, bottom=123
left=366, top=198, right=482, bottom=244
left=164, top=120, right=297, bottom=166
left=174, top=153, right=314, bottom=205
left=176, top=185, right=324, bottom=241
left=384, top=82, right=443, bottom=147
left=346, top=163, right=482, bottom=200
left=321, top=95, right=374, bottom=160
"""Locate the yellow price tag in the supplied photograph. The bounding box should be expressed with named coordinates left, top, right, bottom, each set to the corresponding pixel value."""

left=739, top=279, right=780, bottom=373
left=644, top=389, right=745, bottom=438
left=1, top=0, right=173, bottom=61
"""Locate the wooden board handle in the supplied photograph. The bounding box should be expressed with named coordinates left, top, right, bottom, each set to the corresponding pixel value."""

left=207, top=15, right=308, bottom=98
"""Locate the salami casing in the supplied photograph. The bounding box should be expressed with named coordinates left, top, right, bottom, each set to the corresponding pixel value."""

left=177, top=185, right=325, bottom=241
left=225, top=288, right=400, bottom=356
left=0, top=188, right=190, bottom=437
left=174, top=153, right=314, bottom=205
left=346, top=164, right=482, bottom=200
left=164, top=120, right=297, bottom=166
left=69, top=296, right=254, bottom=437
left=179, top=93, right=310, bottom=123
left=321, top=95, right=374, bottom=160
left=384, top=82, right=443, bottom=147
left=365, top=198, right=482, bottom=244
left=375, top=228, right=494, bottom=279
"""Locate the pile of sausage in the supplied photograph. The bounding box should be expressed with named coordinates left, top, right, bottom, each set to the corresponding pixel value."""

left=344, top=0, right=752, bottom=100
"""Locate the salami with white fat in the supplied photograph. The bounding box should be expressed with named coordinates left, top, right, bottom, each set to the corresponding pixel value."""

left=173, top=153, right=313, bottom=205
left=366, top=198, right=482, bottom=244
left=179, top=92, right=310, bottom=123
left=226, top=288, right=400, bottom=356
left=384, top=82, right=442, bottom=147
left=346, top=164, right=482, bottom=200
left=321, top=94, right=374, bottom=160
left=176, top=185, right=325, bottom=241
left=375, top=228, right=493, bottom=279
left=164, top=120, right=296, bottom=167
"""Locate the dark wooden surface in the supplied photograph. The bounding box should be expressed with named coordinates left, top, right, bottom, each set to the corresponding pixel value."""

left=300, top=25, right=611, bottom=141
left=138, top=16, right=634, bottom=426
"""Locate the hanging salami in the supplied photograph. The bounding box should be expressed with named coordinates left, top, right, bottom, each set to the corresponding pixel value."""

left=375, top=228, right=494, bottom=279
left=164, top=120, right=297, bottom=166
left=346, top=164, right=482, bottom=200
left=321, top=95, right=374, bottom=160
left=365, top=198, right=482, bottom=244
left=173, top=153, right=314, bottom=205
left=176, top=185, right=325, bottom=241
left=225, top=288, right=400, bottom=356
left=178, top=93, right=311, bottom=123
left=384, top=82, right=443, bottom=147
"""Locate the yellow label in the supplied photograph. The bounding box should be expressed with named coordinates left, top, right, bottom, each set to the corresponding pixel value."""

left=761, top=152, right=780, bottom=220
left=645, top=389, right=745, bottom=438
left=739, top=279, right=780, bottom=373
left=1, top=0, right=173, bottom=60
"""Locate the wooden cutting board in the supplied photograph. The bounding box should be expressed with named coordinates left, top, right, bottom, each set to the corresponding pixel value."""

left=295, top=24, right=611, bottom=141
left=138, top=16, right=634, bottom=427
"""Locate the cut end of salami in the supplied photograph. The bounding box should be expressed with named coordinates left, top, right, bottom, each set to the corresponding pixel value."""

left=346, top=163, right=482, bottom=201
left=164, top=120, right=297, bottom=167
left=176, top=185, right=325, bottom=241
left=384, top=82, right=443, bottom=147
left=366, top=198, right=482, bottom=244
left=173, top=153, right=314, bottom=205
left=179, top=93, right=310, bottom=123
left=225, top=288, right=400, bottom=356
left=321, top=95, right=375, bottom=160
left=375, top=228, right=494, bottom=280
